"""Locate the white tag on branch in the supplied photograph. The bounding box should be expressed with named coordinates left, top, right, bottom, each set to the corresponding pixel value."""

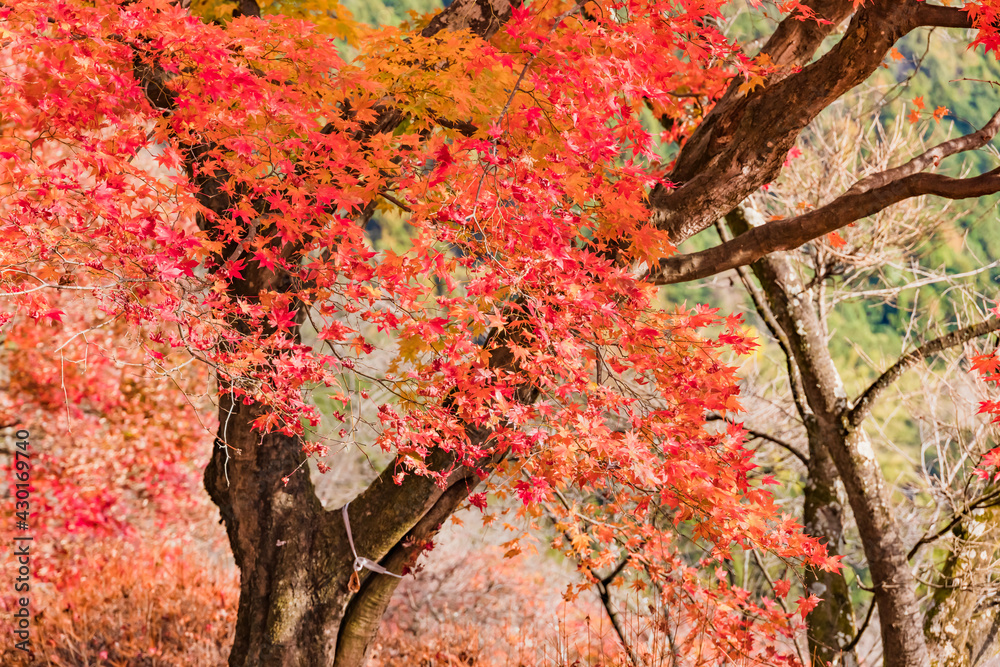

left=341, top=501, right=404, bottom=580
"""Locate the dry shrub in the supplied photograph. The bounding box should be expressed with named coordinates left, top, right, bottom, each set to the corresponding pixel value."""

left=0, top=531, right=627, bottom=667
left=373, top=521, right=628, bottom=667
left=0, top=538, right=236, bottom=667
left=0, top=518, right=670, bottom=667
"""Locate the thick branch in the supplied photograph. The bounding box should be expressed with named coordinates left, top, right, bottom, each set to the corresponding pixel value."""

left=233, top=0, right=260, bottom=18
left=654, top=167, right=1000, bottom=285
left=662, top=0, right=856, bottom=187
left=652, top=0, right=855, bottom=140
left=334, top=471, right=483, bottom=666
left=420, top=0, right=516, bottom=39
left=847, top=107, right=1000, bottom=196
left=849, top=317, right=1000, bottom=428
left=650, top=0, right=969, bottom=244
left=753, top=0, right=857, bottom=74
left=912, top=3, right=974, bottom=29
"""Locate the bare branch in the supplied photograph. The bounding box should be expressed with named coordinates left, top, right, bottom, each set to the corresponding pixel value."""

left=849, top=318, right=1000, bottom=428
left=705, top=412, right=809, bottom=465
left=847, top=108, right=1000, bottom=196
left=753, top=549, right=808, bottom=666
left=591, top=559, right=643, bottom=667
left=832, top=259, right=1000, bottom=303
left=842, top=596, right=877, bottom=654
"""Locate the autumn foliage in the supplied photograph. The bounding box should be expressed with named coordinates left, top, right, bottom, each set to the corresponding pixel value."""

left=3, top=0, right=1000, bottom=665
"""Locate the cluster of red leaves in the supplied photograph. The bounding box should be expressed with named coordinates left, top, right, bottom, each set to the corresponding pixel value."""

left=0, top=295, right=230, bottom=667
left=0, top=289, right=215, bottom=555
left=968, top=0, right=1000, bottom=56
left=905, top=95, right=949, bottom=125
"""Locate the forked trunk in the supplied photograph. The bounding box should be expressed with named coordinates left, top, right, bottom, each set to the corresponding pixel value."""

left=726, top=207, right=931, bottom=667
left=204, top=393, right=486, bottom=666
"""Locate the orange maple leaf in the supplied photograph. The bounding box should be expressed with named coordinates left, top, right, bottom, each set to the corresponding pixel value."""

left=827, top=231, right=847, bottom=248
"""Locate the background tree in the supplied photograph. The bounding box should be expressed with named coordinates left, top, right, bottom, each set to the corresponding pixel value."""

left=680, top=95, right=1000, bottom=666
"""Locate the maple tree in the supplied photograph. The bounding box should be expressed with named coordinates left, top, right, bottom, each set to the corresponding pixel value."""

left=3, top=0, right=1000, bottom=665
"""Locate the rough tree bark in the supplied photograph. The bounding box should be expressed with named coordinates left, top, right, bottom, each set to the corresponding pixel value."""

left=802, top=443, right=860, bottom=667
left=653, top=0, right=925, bottom=244
left=732, top=204, right=929, bottom=667
left=923, top=508, right=1000, bottom=666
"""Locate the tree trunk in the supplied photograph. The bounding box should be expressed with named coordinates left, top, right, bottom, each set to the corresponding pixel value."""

left=205, top=388, right=489, bottom=666
left=204, top=394, right=348, bottom=665
left=728, top=206, right=931, bottom=667
left=924, top=508, right=1000, bottom=666
left=725, top=216, right=861, bottom=666
left=723, top=211, right=861, bottom=666
left=803, top=436, right=859, bottom=667
left=828, top=425, right=929, bottom=667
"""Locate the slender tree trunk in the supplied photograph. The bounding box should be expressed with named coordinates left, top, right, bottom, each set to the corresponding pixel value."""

left=722, top=213, right=860, bottom=666
left=828, top=425, right=929, bottom=667
left=718, top=211, right=857, bottom=667
left=728, top=207, right=931, bottom=667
